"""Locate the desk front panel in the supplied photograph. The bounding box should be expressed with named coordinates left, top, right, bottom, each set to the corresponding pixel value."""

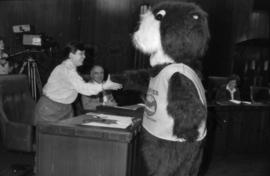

left=36, top=115, right=140, bottom=176
left=37, top=133, right=135, bottom=176
left=208, top=105, right=270, bottom=154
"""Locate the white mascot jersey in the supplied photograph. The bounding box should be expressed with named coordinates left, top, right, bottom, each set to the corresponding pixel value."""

left=142, top=63, right=207, bottom=142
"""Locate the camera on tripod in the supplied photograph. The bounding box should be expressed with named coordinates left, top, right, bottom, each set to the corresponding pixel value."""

left=22, top=33, right=58, bottom=50
left=11, top=24, right=50, bottom=100
left=22, top=34, right=42, bottom=47
left=13, top=24, right=58, bottom=51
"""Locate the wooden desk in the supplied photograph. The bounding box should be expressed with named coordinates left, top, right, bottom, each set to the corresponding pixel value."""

left=207, top=104, right=270, bottom=154
left=95, top=105, right=144, bottom=118
left=199, top=103, right=270, bottom=175
left=36, top=114, right=141, bottom=176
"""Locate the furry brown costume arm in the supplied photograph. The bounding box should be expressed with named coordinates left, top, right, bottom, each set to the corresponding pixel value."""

left=111, top=69, right=150, bottom=93
left=111, top=64, right=168, bottom=92
left=167, top=72, right=207, bottom=142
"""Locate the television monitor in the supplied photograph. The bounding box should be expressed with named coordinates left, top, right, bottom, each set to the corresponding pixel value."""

left=22, top=34, right=42, bottom=46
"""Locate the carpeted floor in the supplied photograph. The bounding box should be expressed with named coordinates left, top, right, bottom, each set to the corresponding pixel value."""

left=0, top=141, right=34, bottom=176
left=204, top=153, right=270, bottom=176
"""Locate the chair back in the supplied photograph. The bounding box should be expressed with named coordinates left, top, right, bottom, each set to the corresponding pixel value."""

left=250, top=86, right=270, bottom=103
left=206, top=76, right=228, bottom=103
left=0, top=74, right=35, bottom=124
left=0, top=74, right=36, bottom=152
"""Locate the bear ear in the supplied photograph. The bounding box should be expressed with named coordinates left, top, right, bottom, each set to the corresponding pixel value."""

left=155, top=10, right=166, bottom=21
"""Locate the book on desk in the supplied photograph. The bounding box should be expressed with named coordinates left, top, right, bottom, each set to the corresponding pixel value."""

left=81, top=112, right=134, bottom=129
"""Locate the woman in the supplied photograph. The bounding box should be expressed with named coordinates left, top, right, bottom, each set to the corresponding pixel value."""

left=35, top=41, right=122, bottom=123
left=215, top=74, right=241, bottom=102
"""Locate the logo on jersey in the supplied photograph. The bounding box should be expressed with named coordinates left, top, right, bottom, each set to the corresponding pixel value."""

left=145, top=93, right=157, bottom=116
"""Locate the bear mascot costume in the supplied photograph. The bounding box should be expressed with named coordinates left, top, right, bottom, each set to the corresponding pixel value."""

left=112, top=1, right=210, bottom=176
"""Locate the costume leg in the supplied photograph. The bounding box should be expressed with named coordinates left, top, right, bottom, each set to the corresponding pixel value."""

left=189, top=144, right=204, bottom=176
left=141, top=129, right=178, bottom=176
left=172, top=141, right=203, bottom=176
left=140, top=129, right=160, bottom=176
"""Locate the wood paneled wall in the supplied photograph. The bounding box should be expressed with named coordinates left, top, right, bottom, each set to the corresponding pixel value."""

left=80, top=0, right=136, bottom=73
left=81, top=0, right=255, bottom=76
left=0, top=0, right=255, bottom=75
left=0, top=0, right=81, bottom=52
left=0, top=0, right=139, bottom=73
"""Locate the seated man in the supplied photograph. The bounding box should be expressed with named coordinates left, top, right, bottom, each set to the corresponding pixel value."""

left=215, top=74, right=241, bottom=102
left=81, top=65, right=117, bottom=110
left=0, top=37, right=13, bottom=74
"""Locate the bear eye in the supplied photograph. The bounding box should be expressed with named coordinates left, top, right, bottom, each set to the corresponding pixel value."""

left=155, top=10, right=166, bottom=21
left=191, top=13, right=200, bottom=20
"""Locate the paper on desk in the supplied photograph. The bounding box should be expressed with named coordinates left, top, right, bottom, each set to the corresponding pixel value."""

left=82, top=112, right=133, bottom=129
left=241, top=101, right=252, bottom=105
left=229, top=100, right=252, bottom=105
left=229, top=100, right=241, bottom=104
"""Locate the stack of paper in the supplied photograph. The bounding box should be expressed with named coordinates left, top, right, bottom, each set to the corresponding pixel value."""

left=81, top=112, right=134, bottom=129
left=229, top=100, right=241, bottom=104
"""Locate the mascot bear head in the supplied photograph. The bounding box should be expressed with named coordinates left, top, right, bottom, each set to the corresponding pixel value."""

left=133, top=1, right=210, bottom=68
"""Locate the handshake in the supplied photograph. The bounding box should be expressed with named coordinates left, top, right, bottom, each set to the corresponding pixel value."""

left=102, top=75, right=122, bottom=90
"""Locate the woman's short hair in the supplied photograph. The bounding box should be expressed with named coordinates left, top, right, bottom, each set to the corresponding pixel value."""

left=63, top=41, right=85, bottom=58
